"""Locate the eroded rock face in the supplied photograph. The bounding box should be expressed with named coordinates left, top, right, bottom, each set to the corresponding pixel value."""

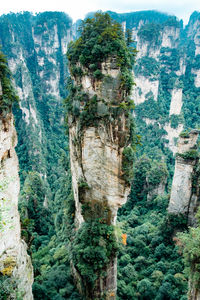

left=70, top=121, right=130, bottom=228
left=169, top=88, right=183, bottom=115
left=69, top=58, right=132, bottom=228
left=68, top=56, right=133, bottom=299
left=168, top=130, right=199, bottom=225
left=131, top=75, right=159, bottom=104
left=189, top=280, right=200, bottom=300
left=0, top=12, right=73, bottom=206
left=0, top=113, right=33, bottom=299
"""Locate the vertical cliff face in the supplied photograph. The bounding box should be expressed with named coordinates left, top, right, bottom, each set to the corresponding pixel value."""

left=0, top=12, right=73, bottom=199
left=0, top=114, right=33, bottom=299
left=168, top=130, right=199, bottom=225
left=0, top=58, right=33, bottom=299
left=189, top=282, right=200, bottom=300
left=129, top=16, right=184, bottom=155
left=108, top=11, right=200, bottom=158
left=168, top=129, right=200, bottom=299
left=68, top=58, right=134, bottom=300
left=67, top=13, right=135, bottom=299
left=69, top=59, right=132, bottom=227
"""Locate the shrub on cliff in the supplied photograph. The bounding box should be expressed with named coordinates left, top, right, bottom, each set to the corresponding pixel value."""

left=0, top=51, right=18, bottom=115
left=67, top=12, right=136, bottom=94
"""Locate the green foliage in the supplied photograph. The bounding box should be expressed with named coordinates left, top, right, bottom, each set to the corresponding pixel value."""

left=35, top=11, right=72, bottom=31
left=176, top=149, right=199, bottom=160
left=107, top=10, right=173, bottom=29
left=160, top=214, right=188, bottom=240
left=71, top=219, right=118, bottom=290
left=147, top=162, right=168, bottom=187
left=134, top=56, right=160, bottom=78
left=0, top=50, right=18, bottom=115
left=179, top=131, right=190, bottom=138
left=163, top=16, right=181, bottom=28
left=117, top=178, right=187, bottom=299
left=0, top=276, right=23, bottom=300
left=177, top=223, right=200, bottom=289
left=170, top=114, right=184, bottom=129
left=67, top=12, right=136, bottom=88
left=160, top=48, right=180, bottom=72
left=192, top=54, right=200, bottom=69
left=19, top=171, right=53, bottom=250
left=32, top=239, right=81, bottom=300
left=117, top=205, right=187, bottom=299
left=125, top=28, right=134, bottom=46
left=31, top=159, right=79, bottom=299
left=122, top=146, right=135, bottom=183
left=138, top=23, right=161, bottom=44
left=117, top=149, right=187, bottom=299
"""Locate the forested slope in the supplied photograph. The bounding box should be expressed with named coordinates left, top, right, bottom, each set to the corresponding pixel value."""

left=0, top=9, right=200, bottom=299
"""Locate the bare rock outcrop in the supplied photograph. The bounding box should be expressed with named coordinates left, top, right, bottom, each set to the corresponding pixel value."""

left=0, top=113, right=33, bottom=299
left=168, top=130, right=199, bottom=225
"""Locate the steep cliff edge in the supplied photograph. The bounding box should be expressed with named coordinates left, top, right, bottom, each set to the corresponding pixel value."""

left=66, top=13, right=136, bottom=299
left=0, top=52, right=33, bottom=298
left=168, top=130, right=199, bottom=225
left=169, top=129, right=200, bottom=300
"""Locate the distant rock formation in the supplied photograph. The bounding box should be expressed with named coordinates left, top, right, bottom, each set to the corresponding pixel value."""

left=168, top=130, right=199, bottom=225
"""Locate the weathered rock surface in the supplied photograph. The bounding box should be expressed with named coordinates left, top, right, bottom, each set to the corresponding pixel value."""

left=169, top=88, right=183, bottom=116
left=68, top=54, right=133, bottom=299
left=0, top=113, right=33, bottom=299
left=189, top=280, right=200, bottom=300
left=69, top=57, right=131, bottom=228
left=168, top=130, right=199, bottom=224
left=131, top=75, right=159, bottom=104
left=164, top=123, right=184, bottom=155
left=0, top=12, right=73, bottom=199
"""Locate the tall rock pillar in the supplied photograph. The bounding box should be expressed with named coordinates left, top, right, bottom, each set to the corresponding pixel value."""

left=66, top=13, right=136, bottom=300
left=168, top=130, right=199, bottom=225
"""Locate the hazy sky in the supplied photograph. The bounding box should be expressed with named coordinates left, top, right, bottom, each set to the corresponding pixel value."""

left=1, top=0, right=200, bottom=25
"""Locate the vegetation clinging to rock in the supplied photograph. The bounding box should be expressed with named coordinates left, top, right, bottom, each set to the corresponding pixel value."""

left=0, top=51, right=18, bottom=116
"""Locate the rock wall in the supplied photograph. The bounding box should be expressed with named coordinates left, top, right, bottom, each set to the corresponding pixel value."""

left=0, top=112, right=33, bottom=299
left=68, top=54, right=133, bottom=299
left=168, top=130, right=199, bottom=225
left=0, top=12, right=73, bottom=193
left=169, top=88, right=183, bottom=116
left=131, top=75, right=159, bottom=104
left=188, top=280, right=200, bottom=300
left=121, top=12, right=200, bottom=157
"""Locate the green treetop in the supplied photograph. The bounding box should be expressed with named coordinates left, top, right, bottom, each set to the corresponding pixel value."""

left=0, top=51, right=18, bottom=116
left=67, top=12, right=136, bottom=91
